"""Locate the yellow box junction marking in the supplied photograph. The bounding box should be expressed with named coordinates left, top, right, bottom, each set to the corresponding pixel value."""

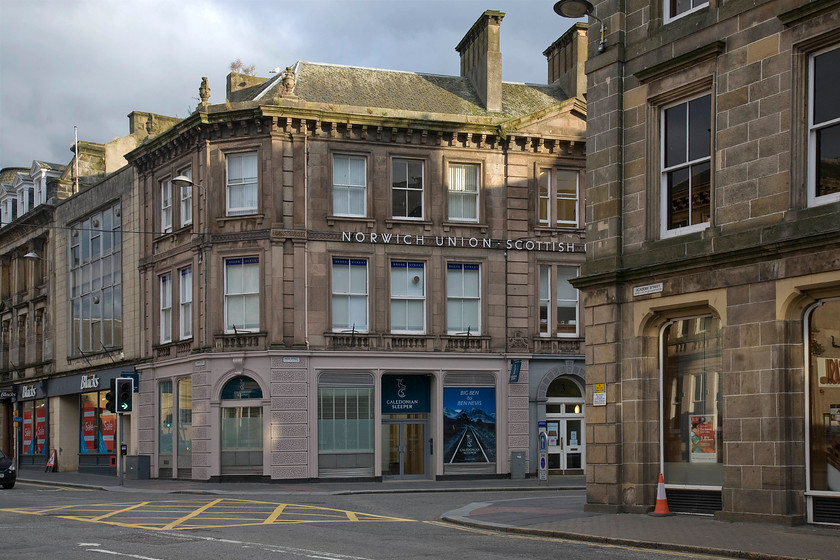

left=2, top=498, right=414, bottom=531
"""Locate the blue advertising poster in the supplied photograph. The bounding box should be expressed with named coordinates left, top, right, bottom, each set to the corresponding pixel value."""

left=443, top=387, right=496, bottom=463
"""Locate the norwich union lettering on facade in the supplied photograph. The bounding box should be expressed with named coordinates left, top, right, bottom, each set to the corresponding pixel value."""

left=341, top=232, right=584, bottom=253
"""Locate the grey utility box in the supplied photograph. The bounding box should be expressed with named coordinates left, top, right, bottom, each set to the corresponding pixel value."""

left=125, top=455, right=150, bottom=479
left=510, top=451, right=526, bottom=479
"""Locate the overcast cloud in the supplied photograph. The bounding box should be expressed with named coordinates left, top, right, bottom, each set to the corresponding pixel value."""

left=0, top=0, right=580, bottom=170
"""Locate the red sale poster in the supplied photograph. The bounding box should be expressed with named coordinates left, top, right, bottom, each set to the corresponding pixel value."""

left=101, top=412, right=116, bottom=452
left=23, top=410, right=34, bottom=454
left=35, top=406, right=46, bottom=453
left=82, top=401, right=96, bottom=452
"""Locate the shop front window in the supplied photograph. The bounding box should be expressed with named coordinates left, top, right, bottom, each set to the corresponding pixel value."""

left=21, top=399, right=47, bottom=455
left=807, top=300, right=840, bottom=493
left=661, top=316, right=722, bottom=486
left=220, top=375, right=263, bottom=474
left=80, top=391, right=115, bottom=454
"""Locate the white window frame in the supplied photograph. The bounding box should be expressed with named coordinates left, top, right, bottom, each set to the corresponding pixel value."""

left=226, top=152, right=258, bottom=216
left=179, top=167, right=193, bottom=226
left=160, top=274, right=172, bottom=344
left=331, top=258, right=368, bottom=332
left=448, top=163, right=480, bottom=222
left=664, top=0, right=709, bottom=24
left=808, top=45, right=840, bottom=207
left=660, top=92, right=712, bottom=239
left=224, top=257, right=260, bottom=333
left=539, top=169, right=579, bottom=228
left=34, top=176, right=46, bottom=207
left=333, top=154, right=367, bottom=217
left=446, top=263, right=480, bottom=335
left=539, top=265, right=579, bottom=338
left=391, top=158, right=424, bottom=220
left=16, top=184, right=33, bottom=216
left=179, top=267, right=192, bottom=340
left=160, top=178, right=173, bottom=234
left=390, top=261, right=425, bottom=334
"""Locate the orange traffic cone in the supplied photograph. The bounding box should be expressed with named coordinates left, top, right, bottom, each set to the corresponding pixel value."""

left=649, top=472, right=673, bottom=516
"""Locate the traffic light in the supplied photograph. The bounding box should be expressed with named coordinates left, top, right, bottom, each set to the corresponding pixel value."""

left=115, top=377, right=133, bottom=413
left=104, top=378, right=116, bottom=413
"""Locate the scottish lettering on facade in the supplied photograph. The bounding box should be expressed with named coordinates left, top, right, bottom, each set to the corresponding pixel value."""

left=571, top=0, right=840, bottom=525
left=122, top=11, right=589, bottom=483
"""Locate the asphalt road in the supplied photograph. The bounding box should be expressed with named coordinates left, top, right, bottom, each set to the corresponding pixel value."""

left=1, top=482, right=731, bottom=560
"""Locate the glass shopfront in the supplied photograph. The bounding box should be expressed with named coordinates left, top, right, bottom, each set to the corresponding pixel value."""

left=807, top=299, right=840, bottom=523
left=661, top=316, right=722, bottom=487
left=79, top=391, right=115, bottom=454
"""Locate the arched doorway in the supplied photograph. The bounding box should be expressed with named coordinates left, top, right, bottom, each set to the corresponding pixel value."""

left=220, top=375, right=264, bottom=475
left=545, top=376, right=584, bottom=473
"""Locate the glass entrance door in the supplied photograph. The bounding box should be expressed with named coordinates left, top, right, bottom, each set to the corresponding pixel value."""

left=381, top=421, right=428, bottom=478
left=547, top=416, right=585, bottom=471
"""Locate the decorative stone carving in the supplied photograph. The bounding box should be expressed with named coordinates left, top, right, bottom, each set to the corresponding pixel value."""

left=281, top=67, right=296, bottom=96
left=199, top=77, right=210, bottom=107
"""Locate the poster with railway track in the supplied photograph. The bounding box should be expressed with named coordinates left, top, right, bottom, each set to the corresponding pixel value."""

left=443, top=387, right=496, bottom=463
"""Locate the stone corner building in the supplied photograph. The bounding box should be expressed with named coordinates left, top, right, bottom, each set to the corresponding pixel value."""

left=575, top=0, right=840, bottom=524
left=128, top=12, right=591, bottom=482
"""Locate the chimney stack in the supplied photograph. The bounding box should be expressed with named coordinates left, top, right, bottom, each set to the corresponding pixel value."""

left=455, top=10, right=504, bottom=112
left=544, top=22, right=588, bottom=99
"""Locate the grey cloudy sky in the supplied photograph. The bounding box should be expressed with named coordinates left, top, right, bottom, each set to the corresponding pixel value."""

left=0, top=0, right=580, bottom=171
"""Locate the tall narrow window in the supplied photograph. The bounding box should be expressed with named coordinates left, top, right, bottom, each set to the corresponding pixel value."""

left=70, top=203, right=122, bottom=353
left=224, top=257, right=260, bottom=332
left=539, top=265, right=579, bottom=337
left=226, top=152, right=258, bottom=216
left=179, top=167, right=193, bottom=226
left=392, top=158, right=423, bottom=219
left=390, top=261, right=425, bottom=333
left=332, top=258, right=368, bottom=332
left=179, top=267, right=192, bottom=340
left=333, top=155, right=366, bottom=216
left=809, top=45, right=840, bottom=205
left=661, top=94, right=711, bottom=237
left=539, top=169, right=579, bottom=227
left=662, top=316, right=722, bottom=486
left=446, top=263, right=480, bottom=335
left=448, top=163, right=479, bottom=222
left=160, top=274, right=171, bottom=343
left=160, top=178, right=172, bottom=233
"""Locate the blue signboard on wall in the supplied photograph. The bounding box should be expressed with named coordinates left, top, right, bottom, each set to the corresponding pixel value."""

left=381, top=375, right=430, bottom=413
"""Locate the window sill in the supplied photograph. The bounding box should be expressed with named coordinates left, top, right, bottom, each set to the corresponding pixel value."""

left=326, top=215, right=376, bottom=228
left=217, top=213, right=265, bottom=228
left=442, top=221, right=488, bottom=234
left=384, top=218, right=433, bottom=230
left=534, top=226, right=585, bottom=236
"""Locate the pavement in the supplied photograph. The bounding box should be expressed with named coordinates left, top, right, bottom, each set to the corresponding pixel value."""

left=9, top=468, right=838, bottom=560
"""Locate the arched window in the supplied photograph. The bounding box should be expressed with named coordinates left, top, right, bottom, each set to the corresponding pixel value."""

left=547, top=378, right=582, bottom=398
left=221, top=375, right=263, bottom=400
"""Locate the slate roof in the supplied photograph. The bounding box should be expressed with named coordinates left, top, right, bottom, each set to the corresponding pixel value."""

left=235, top=62, right=569, bottom=120
left=33, top=161, right=66, bottom=171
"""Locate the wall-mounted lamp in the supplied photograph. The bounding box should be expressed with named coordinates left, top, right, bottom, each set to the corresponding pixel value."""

left=23, top=252, right=41, bottom=260
left=554, top=0, right=607, bottom=53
